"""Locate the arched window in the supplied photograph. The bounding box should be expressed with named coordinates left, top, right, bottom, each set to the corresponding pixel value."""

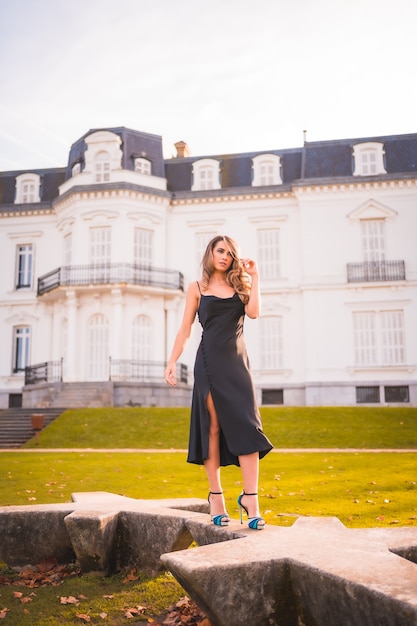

left=94, top=151, right=111, bottom=183
left=191, top=159, right=221, bottom=191
left=15, top=173, right=41, bottom=203
left=252, top=154, right=282, bottom=186
left=134, top=157, right=151, bottom=175
left=87, top=313, right=109, bottom=380
left=352, top=142, right=386, bottom=176
left=71, top=162, right=81, bottom=177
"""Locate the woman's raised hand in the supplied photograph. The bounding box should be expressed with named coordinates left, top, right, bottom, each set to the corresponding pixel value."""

left=240, top=258, right=258, bottom=277
left=164, top=365, right=177, bottom=386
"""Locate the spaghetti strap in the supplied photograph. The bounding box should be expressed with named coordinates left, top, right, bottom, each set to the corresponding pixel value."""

left=196, top=280, right=202, bottom=294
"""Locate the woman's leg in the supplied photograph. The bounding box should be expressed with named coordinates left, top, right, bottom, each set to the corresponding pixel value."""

left=204, top=392, right=228, bottom=517
left=238, top=451, right=263, bottom=520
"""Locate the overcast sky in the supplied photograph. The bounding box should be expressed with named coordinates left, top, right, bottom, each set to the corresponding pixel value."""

left=0, top=0, right=416, bottom=171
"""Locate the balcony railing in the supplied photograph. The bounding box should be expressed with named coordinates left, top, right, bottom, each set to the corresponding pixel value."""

left=24, top=359, right=188, bottom=385
left=347, top=260, right=405, bottom=283
left=25, top=359, right=63, bottom=385
left=109, top=359, right=188, bottom=384
left=37, top=263, right=184, bottom=296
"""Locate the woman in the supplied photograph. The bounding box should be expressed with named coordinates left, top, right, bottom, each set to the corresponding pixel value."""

left=165, top=235, right=273, bottom=529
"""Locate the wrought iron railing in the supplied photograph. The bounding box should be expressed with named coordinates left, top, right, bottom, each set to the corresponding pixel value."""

left=347, top=260, right=405, bottom=283
left=25, top=359, right=63, bottom=385
left=37, top=263, right=184, bottom=296
left=25, top=359, right=188, bottom=385
left=109, top=358, right=188, bottom=384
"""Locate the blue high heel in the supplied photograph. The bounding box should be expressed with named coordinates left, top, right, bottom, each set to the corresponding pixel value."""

left=208, top=491, right=230, bottom=526
left=237, top=491, right=265, bottom=530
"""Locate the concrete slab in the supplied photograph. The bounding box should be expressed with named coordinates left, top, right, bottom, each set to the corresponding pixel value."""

left=0, top=493, right=416, bottom=625
left=162, top=516, right=417, bottom=626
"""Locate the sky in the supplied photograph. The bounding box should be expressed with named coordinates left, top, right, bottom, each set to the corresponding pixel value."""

left=0, top=0, right=416, bottom=171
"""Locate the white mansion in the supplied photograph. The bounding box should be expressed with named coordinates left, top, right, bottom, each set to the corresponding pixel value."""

left=0, top=127, right=416, bottom=408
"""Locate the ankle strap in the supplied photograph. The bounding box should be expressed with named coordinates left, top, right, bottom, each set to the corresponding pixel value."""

left=209, top=491, right=223, bottom=495
left=243, top=491, right=258, bottom=496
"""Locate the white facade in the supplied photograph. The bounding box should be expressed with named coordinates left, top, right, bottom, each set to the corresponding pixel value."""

left=0, top=128, right=416, bottom=407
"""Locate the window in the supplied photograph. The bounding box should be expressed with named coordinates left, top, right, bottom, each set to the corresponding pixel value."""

left=262, top=389, right=284, bottom=405
left=353, top=310, right=405, bottom=366
left=356, top=386, right=380, bottom=403
left=352, top=142, right=386, bottom=176
left=72, top=162, right=81, bottom=176
left=257, top=228, right=280, bottom=280
left=87, top=314, right=109, bottom=380
left=90, top=227, right=111, bottom=264
left=134, top=158, right=151, bottom=175
left=64, top=233, right=72, bottom=266
left=132, top=315, right=152, bottom=361
left=353, top=312, right=376, bottom=366
left=15, top=244, right=33, bottom=289
left=191, top=159, right=220, bottom=191
left=252, top=154, right=282, bottom=186
left=15, top=173, right=41, bottom=203
left=94, top=151, right=111, bottom=183
left=195, top=231, right=217, bottom=270
left=384, top=386, right=409, bottom=403
left=13, top=326, right=30, bottom=373
left=260, top=316, right=283, bottom=370
left=361, top=220, right=385, bottom=262
left=134, top=228, right=153, bottom=266
left=381, top=310, right=405, bottom=365
left=90, top=227, right=111, bottom=282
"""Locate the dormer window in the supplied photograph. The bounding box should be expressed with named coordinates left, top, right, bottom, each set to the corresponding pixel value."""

left=134, top=157, right=151, bottom=175
left=72, top=162, right=81, bottom=177
left=353, top=142, right=386, bottom=176
left=95, top=151, right=111, bottom=183
left=83, top=130, right=123, bottom=182
left=191, top=159, right=221, bottom=191
left=252, top=154, right=282, bottom=186
left=15, top=173, right=41, bottom=204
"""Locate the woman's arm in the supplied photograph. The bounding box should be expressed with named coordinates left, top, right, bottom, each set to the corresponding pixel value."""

left=242, top=259, right=261, bottom=319
left=164, top=281, right=200, bottom=385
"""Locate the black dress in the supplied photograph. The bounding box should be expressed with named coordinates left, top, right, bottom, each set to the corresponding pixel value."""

left=187, top=285, right=273, bottom=467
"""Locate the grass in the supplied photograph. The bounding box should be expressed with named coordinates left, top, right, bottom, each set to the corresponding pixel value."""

left=1, top=451, right=416, bottom=527
left=1, top=406, right=417, bottom=624
left=23, top=405, right=417, bottom=449
left=0, top=568, right=184, bottom=625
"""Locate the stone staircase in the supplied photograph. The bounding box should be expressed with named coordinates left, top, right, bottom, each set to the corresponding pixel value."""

left=0, top=407, right=66, bottom=448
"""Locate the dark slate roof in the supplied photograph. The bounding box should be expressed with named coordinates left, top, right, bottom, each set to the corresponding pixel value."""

left=66, top=127, right=165, bottom=180
left=165, top=132, right=417, bottom=192
left=0, top=130, right=416, bottom=208
left=0, top=168, right=65, bottom=205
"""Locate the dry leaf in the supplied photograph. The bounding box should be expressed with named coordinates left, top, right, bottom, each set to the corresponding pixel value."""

left=76, top=614, right=91, bottom=622
left=60, top=596, right=80, bottom=605
left=99, top=612, right=108, bottom=619
left=0, top=608, right=8, bottom=619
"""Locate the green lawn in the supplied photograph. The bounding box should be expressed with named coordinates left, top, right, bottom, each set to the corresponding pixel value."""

left=4, top=405, right=417, bottom=528
left=1, top=450, right=416, bottom=528
left=23, top=405, right=417, bottom=449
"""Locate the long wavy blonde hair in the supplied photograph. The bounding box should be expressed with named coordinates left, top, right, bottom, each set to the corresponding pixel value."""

left=200, top=235, right=251, bottom=304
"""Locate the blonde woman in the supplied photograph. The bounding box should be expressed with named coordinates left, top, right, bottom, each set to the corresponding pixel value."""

left=165, top=235, right=272, bottom=529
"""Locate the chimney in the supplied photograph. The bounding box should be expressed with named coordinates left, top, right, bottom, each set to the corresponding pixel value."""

left=174, top=141, right=191, bottom=158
